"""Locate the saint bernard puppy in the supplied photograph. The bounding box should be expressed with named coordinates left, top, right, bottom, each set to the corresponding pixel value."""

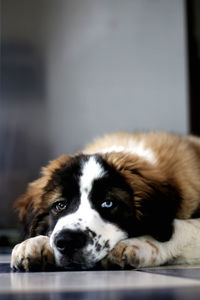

left=11, top=132, right=200, bottom=271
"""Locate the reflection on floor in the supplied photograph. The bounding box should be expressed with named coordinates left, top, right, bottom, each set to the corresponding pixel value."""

left=1, top=254, right=200, bottom=300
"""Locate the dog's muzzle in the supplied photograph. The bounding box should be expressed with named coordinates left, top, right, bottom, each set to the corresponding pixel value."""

left=51, top=222, right=126, bottom=269
left=52, top=229, right=96, bottom=269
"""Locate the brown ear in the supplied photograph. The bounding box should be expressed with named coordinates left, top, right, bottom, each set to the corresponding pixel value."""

left=135, top=181, right=180, bottom=242
left=14, top=154, right=71, bottom=237
left=123, top=161, right=181, bottom=242
left=14, top=177, right=48, bottom=237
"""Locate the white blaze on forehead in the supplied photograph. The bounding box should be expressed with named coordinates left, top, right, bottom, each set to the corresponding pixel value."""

left=80, top=156, right=105, bottom=194
left=51, top=156, right=106, bottom=236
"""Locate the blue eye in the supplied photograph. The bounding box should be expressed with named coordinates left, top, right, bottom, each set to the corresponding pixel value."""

left=101, top=201, right=113, bottom=208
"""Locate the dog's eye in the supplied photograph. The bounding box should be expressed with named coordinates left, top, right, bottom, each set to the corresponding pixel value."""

left=54, top=201, right=67, bottom=213
left=101, top=201, right=113, bottom=208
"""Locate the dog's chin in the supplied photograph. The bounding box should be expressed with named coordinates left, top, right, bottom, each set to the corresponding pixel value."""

left=55, top=254, right=98, bottom=270
left=58, top=259, right=96, bottom=270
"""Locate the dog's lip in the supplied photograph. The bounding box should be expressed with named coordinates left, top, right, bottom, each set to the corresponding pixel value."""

left=57, top=253, right=96, bottom=270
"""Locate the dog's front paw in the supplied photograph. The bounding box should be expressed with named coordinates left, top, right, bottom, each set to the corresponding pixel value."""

left=101, top=237, right=161, bottom=269
left=11, top=236, right=55, bottom=271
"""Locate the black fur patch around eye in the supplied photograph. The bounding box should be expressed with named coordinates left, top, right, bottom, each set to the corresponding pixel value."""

left=89, top=155, right=135, bottom=235
left=46, top=155, right=89, bottom=229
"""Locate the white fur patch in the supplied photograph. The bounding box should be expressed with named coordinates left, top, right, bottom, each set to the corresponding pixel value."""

left=95, top=141, right=156, bottom=164
left=80, top=156, right=105, bottom=195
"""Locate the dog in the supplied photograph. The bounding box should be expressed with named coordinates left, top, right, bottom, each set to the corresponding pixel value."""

left=11, top=132, right=200, bottom=271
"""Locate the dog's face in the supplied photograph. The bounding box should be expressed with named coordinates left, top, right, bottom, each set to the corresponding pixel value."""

left=48, top=155, right=135, bottom=269
left=16, top=153, right=180, bottom=270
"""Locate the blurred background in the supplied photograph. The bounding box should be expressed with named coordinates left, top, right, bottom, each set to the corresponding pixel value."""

left=0, top=0, right=200, bottom=246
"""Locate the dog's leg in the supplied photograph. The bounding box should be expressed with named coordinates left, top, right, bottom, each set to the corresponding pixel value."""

left=11, top=236, right=55, bottom=271
left=101, top=218, right=200, bottom=269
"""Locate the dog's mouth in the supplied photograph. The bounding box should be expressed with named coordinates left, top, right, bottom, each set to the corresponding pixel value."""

left=54, top=247, right=107, bottom=270
left=56, top=253, right=97, bottom=270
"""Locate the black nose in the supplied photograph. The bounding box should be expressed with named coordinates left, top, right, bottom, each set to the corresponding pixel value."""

left=54, top=229, right=88, bottom=255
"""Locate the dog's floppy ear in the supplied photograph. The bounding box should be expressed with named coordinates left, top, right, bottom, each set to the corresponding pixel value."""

left=135, top=180, right=180, bottom=242
left=14, top=176, right=49, bottom=237
left=127, top=165, right=181, bottom=242
left=14, top=154, right=71, bottom=237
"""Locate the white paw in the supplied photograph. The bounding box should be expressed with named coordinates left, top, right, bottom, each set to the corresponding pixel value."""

left=102, top=237, right=162, bottom=269
left=11, top=236, right=55, bottom=271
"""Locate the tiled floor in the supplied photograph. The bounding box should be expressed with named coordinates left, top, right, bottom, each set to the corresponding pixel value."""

left=1, top=254, right=200, bottom=299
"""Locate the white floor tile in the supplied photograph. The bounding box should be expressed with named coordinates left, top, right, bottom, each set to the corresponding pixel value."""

left=0, top=270, right=200, bottom=294
left=1, top=254, right=200, bottom=294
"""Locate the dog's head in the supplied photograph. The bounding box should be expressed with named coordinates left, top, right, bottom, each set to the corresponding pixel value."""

left=15, top=152, right=180, bottom=269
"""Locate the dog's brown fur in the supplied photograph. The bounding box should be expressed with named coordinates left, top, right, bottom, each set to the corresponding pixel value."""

left=85, top=132, right=200, bottom=219
left=15, top=132, right=200, bottom=239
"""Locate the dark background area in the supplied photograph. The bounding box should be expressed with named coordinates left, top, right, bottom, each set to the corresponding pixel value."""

left=187, top=0, right=200, bottom=135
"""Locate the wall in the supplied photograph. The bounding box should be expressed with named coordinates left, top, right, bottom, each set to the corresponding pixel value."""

left=41, top=0, right=188, bottom=156
left=1, top=0, right=188, bottom=230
